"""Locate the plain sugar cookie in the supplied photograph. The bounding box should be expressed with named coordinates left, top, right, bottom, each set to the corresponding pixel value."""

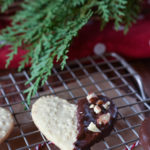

left=0, top=107, right=14, bottom=144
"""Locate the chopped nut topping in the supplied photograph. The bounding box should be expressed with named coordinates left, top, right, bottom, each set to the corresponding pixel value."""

left=102, top=101, right=110, bottom=110
left=89, top=104, right=95, bottom=109
left=97, top=113, right=111, bottom=125
left=94, top=105, right=101, bottom=114
left=86, top=92, right=97, bottom=103
left=87, top=122, right=101, bottom=132
left=96, top=100, right=104, bottom=105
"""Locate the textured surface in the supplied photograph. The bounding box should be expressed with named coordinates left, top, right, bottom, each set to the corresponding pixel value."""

left=74, top=95, right=117, bottom=150
left=0, top=107, right=14, bottom=144
left=31, top=96, right=78, bottom=150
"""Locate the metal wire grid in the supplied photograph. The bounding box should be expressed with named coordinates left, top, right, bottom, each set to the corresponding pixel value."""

left=0, top=53, right=149, bottom=150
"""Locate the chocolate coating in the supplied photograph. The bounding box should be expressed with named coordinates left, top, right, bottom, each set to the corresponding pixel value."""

left=139, top=117, right=150, bottom=150
left=74, top=95, right=117, bottom=150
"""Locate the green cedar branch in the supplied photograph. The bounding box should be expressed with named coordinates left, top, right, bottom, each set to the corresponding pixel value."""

left=0, top=0, right=141, bottom=105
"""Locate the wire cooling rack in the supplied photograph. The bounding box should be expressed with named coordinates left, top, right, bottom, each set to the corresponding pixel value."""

left=0, top=53, right=150, bottom=150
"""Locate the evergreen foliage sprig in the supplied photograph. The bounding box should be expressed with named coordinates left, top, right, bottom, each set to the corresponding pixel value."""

left=0, top=0, right=141, bottom=105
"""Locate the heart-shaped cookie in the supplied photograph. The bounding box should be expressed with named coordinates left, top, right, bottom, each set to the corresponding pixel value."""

left=31, top=93, right=117, bottom=150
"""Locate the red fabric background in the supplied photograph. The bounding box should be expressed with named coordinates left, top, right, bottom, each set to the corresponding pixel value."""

left=0, top=3, right=150, bottom=69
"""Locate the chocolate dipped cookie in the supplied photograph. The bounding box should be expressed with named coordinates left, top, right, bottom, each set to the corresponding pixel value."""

left=139, top=117, right=150, bottom=150
left=31, top=93, right=117, bottom=150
